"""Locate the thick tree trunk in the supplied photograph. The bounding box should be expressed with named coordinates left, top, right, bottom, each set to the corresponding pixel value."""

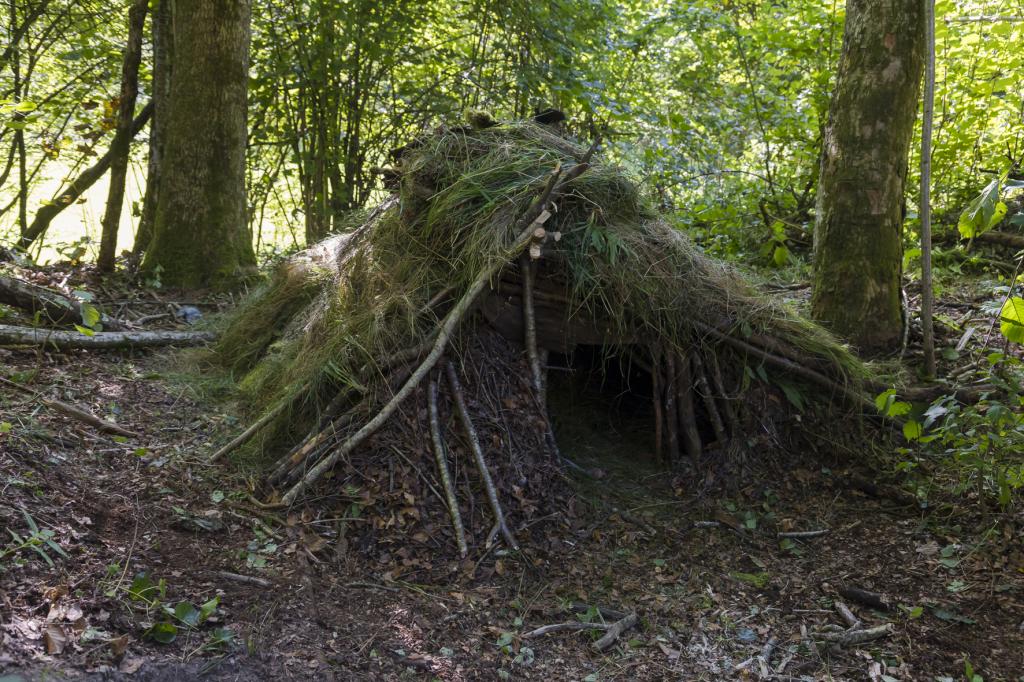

left=811, top=0, right=924, bottom=352
left=133, top=0, right=172, bottom=256
left=97, top=0, right=148, bottom=272
left=18, top=103, right=153, bottom=249
left=140, top=0, right=256, bottom=288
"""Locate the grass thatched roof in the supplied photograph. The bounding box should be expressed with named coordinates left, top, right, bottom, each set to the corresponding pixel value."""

left=214, top=121, right=864, bottom=462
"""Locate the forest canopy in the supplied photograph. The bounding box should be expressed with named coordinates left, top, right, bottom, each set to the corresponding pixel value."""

left=1, top=0, right=1021, bottom=264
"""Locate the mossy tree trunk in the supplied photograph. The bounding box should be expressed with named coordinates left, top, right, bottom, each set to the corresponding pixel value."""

left=141, top=0, right=256, bottom=288
left=811, top=0, right=924, bottom=352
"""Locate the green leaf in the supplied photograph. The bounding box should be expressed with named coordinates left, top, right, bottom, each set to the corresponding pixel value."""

left=74, top=325, right=95, bottom=337
left=146, top=622, right=177, bottom=644
left=198, top=595, right=220, bottom=623
left=777, top=381, right=805, bottom=412
left=211, top=490, right=225, bottom=503
left=13, top=101, right=37, bottom=112
left=173, top=601, right=201, bottom=627
left=0, top=422, right=11, bottom=433
left=80, top=303, right=101, bottom=329
left=128, top=572, right=157, bottom=603
left=958, top=179, right=1005, bottom=238
left=771, top=244, right=790, bottom=267
left=205, top=627, right=234, bottom=650
left=903, top=420, right=922, bottom=442
left=998, top=297, right=1024, bottom=343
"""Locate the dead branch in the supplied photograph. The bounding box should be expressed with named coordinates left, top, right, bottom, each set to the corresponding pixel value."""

left=835, top=602, right=861, bottom=629
left=691, top=351, right=727, bottom=444
left=568, top=602, right=630, bottom=621
left=650, top=345, right=664, bottom=460
left=663, top=349, right=680, bottom=463
left=212, top=571, right=272, bottom=588
left=210, top=388, right=303, bottom=463
left=706, top=351, right=737, bottom=437
left=520, top=253, right=544, bottom=401
left=522, top=622, right=612, bottom=639
left=695, top=322, right=873, bottom=412
left=591, top=612, right=639, bottom=652
left=445, top=361, right=518, bottom=551
left=0, top=275, right=127, bottom=330
left=0, top=375, right=138, bottom=437
left=838, top=586, right=891, bottom=610
left=777, top=529, right=829, bottom=539
left=0, top=324, right=215, bottom=350
left=817, top=623, right=893, bottom=646
left=428, top=374, right=468, bottom=558
left=675, top=351, right=702, bottom=460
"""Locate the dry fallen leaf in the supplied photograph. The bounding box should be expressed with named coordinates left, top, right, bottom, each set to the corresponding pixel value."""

left=109, top=634, right=130, bottom=658
left=119, top=656, right=145, bottom=674
left=43, top=623, right=67, bottom=655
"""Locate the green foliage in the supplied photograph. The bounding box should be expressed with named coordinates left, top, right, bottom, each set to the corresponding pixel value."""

left=885, top=354, right=1024, bottom=510
left=0, top=508, right=69, bottom=571
left=126, top=571, right=224, bottom=645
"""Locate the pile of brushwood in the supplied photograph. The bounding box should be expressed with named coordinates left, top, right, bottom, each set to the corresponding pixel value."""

left=211, top=121, right=871, bottom=561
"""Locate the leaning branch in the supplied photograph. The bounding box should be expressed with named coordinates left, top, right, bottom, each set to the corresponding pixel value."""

left=428, top=374, right=468, bottom=558
left=445, top=361, right=518, bottom=551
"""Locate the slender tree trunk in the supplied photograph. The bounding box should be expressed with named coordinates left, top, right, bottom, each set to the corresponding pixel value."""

left=18, top=104, right=152, bottom=249
left=141, top=0, right=257, bottom=288
left=133, top=0, right=171, bottom=256
left=97, top=0, right=147, bottom=272
left=920, top=0, right=936, bottom=377
left=811, top=0, right=925, bottom=352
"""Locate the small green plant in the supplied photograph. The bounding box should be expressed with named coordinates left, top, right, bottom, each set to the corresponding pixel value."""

left=244, top=529, right=278, bottom=569
left=126, top=571, right=224, bottom=644
left=0, top=508, right=69, bottom=570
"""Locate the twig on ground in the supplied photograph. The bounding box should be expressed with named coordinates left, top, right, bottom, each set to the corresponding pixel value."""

left=591, top=612, right=639, bottom=652
left=213, top=571, right=272, bottom=588
left=0, top=375, right=138, bottom=437
left=838, top=585, right=891, bottom=610
left=522, top=621, right=612, bottom=639
left=777, top=529, right=829, bottom=539
left=835, top=602, right=861, bottom=628
left=568, top=602, right=630, bottom=621
left=817, top=623, right=894, bottom=646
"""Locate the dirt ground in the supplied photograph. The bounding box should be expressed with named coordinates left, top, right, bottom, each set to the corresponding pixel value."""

left=2, top=287, right=1024, bottom=681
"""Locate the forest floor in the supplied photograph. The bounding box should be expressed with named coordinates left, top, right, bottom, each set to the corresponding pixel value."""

left=1, top=274, right=1023, bottom=681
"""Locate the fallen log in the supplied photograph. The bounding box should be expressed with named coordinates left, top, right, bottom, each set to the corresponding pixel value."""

left=0, top=275, right=128, bottom=330
left=0, top=324, right=215, bottom=349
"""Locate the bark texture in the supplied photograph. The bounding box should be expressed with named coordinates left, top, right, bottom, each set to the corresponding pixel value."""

left=133, top=0, right=172, bottom=256
left=811, top=0, right=925, bottom=352
left=141, top=0, right=256, bottom=288
left=97, top=0, right=148, bottom=272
